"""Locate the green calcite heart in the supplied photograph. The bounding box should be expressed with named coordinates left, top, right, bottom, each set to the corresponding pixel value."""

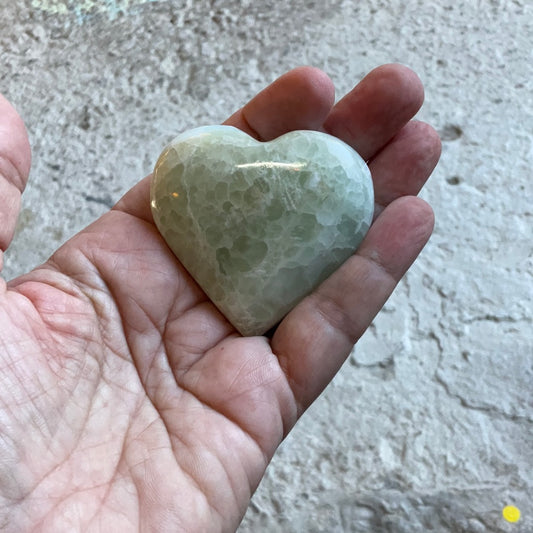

left=150, top=125, right=374, bottom=336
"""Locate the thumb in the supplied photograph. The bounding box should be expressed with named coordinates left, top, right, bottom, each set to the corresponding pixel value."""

left=0, top=94, right=31, bottom=269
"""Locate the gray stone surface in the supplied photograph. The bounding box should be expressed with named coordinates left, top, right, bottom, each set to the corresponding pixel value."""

left=1, top=1, right=531, bottom=531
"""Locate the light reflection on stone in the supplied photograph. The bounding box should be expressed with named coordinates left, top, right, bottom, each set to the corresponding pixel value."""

left=151, top=125, right=374, bottom=336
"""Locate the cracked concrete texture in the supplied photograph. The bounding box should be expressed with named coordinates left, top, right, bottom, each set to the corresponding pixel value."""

left=1, top=0, right=531, bottom=531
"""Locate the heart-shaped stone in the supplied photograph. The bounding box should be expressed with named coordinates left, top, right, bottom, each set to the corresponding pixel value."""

left=150, top=125, right=374, bottom=336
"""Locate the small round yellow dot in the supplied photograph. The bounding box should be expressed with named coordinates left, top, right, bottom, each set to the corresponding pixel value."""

left=502, top=505, right=521, bottom=523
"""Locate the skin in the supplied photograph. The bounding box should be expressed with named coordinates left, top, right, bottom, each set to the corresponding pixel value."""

left=0, top=64, right=441, bottom=532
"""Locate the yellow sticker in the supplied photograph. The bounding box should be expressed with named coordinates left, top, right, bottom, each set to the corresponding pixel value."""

left=502, top=505, right=521, bottom=523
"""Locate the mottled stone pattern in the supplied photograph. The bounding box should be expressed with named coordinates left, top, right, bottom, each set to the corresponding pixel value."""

left=151, top=126, right=374, bottom=335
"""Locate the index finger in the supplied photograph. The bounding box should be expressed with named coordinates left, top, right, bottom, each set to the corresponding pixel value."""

left=272, top=196, right=434, bottom=414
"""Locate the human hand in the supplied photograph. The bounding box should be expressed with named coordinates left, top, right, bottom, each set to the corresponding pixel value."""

left=0, top=64, right=440, bottom=532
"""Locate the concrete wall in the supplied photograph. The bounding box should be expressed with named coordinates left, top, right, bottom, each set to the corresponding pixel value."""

left=2, top=1, right=531, bottom=531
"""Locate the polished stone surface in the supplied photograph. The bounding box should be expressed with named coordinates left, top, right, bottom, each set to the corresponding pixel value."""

left=151, top=126, right=374, bottom=335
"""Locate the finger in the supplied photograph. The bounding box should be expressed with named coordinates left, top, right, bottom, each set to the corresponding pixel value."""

left=115, top=66, right=336, bottom=223
left=0, top=94, right=31, bottom=255
left=224, top=66, right=335, bottom=140
left=324, top=64, right=424, bottom=161
left=369, top=120, right=441, bottom=215
left=113, top=173, right=152, bottom=222
left=272, top=196, right=434, bottom=414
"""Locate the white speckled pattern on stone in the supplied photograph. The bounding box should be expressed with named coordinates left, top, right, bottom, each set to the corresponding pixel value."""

left=151, top=126, right=373, bottom=335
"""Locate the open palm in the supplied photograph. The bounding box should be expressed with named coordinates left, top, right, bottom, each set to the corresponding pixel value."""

left=0, top=65, right=440, bottom=532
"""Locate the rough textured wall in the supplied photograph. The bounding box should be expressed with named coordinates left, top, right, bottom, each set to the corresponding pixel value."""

left=1, top=1, right=531, bottom=531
